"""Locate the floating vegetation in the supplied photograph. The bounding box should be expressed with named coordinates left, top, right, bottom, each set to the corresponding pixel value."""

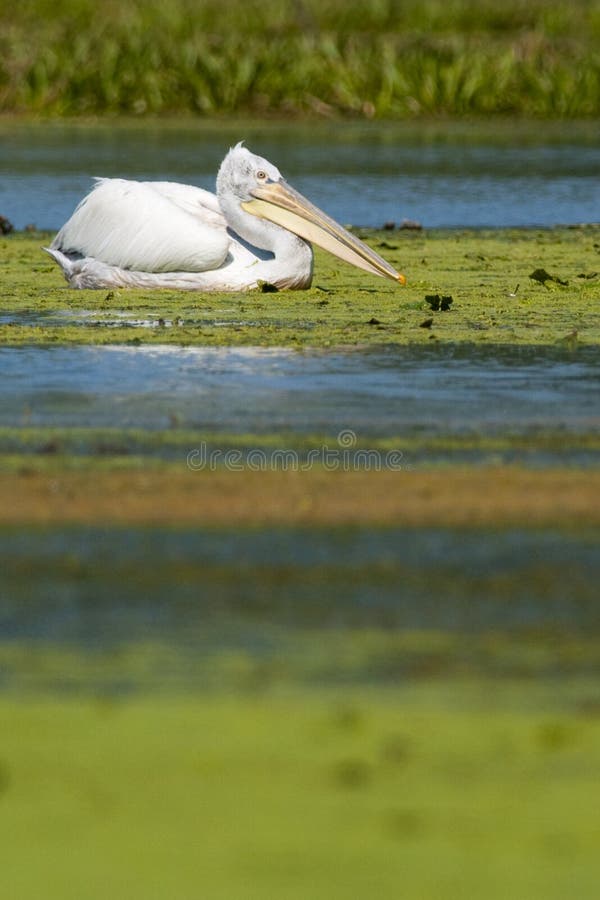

left=425, top=294, right=454, bottom=311
left=529, top=267, right=569, bottom=286
left=2, top=227, right=600, bottom=348
left=2, top=683, right=600, bottom=899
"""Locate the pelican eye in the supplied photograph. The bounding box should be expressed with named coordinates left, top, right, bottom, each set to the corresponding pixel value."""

left=256, top=170, right=268, bottom=181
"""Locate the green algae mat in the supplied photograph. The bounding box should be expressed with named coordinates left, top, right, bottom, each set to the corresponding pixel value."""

left=2, top=684, right=600, bottom=900
left=2, top=226, right=600, bottom=347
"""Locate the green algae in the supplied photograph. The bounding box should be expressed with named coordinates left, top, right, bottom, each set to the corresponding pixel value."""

left=1, top=425, right=599, bottom=472
left=2, top=227, right=600, bottom=348
left=2, top=627, right=600, bottom=694
left=1, top=683, right=600, bottom=899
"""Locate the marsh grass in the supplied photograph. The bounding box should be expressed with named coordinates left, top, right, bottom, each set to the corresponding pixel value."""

left=2, top=1, right=600, bottom=117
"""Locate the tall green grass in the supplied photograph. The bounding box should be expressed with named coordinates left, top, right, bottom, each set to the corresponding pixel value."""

left=1, top=0, right=600, bottom=117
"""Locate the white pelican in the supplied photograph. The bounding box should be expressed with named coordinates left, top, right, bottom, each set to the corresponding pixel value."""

left=45, top=143, right=406, bottom=292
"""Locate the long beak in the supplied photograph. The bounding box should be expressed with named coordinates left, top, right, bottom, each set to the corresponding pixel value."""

left=241, top=180, right=406, bottom=285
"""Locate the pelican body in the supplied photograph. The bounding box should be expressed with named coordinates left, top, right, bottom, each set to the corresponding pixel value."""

left=46, top=144, right=405, bottom=292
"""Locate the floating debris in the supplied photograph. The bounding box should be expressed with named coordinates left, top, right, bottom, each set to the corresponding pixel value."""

left=425, top=294, right=453, bottom=311
left=258, top=281, right=279, bottom=293
left=529, top=268, right=568, bottom=286
left=39, top=438, right=60, bottom=455
left=0, top=215, right=14, bottom=234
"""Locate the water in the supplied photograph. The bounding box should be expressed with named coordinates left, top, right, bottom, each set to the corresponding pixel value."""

left=1, top=523, right=599, bottom=691
left=1, top=121, right=599, bottom=231
left=1, top=344, right=598, bottom=438
left=2, top=526, right=599, bottom=643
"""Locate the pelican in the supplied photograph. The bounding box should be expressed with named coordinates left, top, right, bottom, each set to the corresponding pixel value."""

left=45, top=143, right=406, bottom=292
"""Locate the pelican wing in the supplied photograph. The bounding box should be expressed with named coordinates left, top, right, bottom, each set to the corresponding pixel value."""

left=148, top=181, right=225, bottom=228
left=51, top=179, right=230, bottom=273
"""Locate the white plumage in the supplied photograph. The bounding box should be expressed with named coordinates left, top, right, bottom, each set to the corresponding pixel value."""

left=46, top=143, right=405, bottom=292
left=54, top=179, right=229, bottom=273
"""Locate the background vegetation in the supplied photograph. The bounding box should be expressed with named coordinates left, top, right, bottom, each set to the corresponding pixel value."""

left=1, top=0, right=600, bottom=118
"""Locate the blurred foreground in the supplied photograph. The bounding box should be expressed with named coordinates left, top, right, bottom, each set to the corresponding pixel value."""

left=1, top=515, right=600, bottom=898
left=1, top=682, right=599, bottom=898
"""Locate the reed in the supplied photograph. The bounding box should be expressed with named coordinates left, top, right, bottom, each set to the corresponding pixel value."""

left=1, top=0, right=600, bottom=117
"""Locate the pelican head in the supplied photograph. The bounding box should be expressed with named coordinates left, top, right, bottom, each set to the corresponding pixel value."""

left=216, top=143, right=406, bottom=285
